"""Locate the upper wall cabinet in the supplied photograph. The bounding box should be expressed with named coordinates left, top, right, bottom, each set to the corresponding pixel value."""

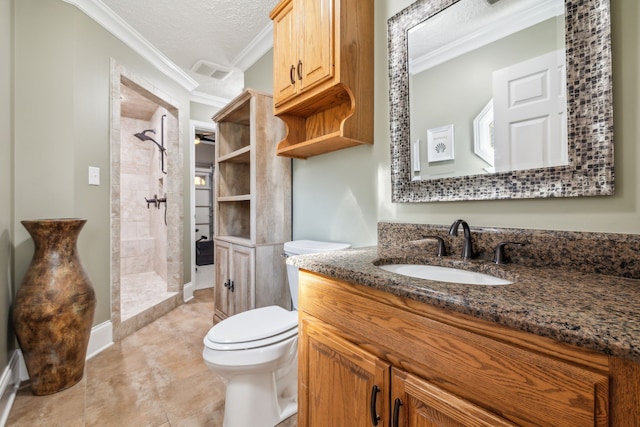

left=270, top=0, right=374, bottom=159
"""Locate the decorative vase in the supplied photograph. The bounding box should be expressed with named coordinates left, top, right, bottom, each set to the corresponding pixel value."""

left=13, top=218, right=96, bottom=395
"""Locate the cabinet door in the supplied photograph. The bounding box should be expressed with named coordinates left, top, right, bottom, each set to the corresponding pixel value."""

left=390, top=369, right=517, bottom=427
left=299, top=318, right=390, bottom=427
left=272, top=0, right=298, bottom=106
left=298, top=0, right=334, bottom=92
left=228, top=244, right=255, bottom=317
left=214, top=240, right=231, bottom=320
left=214, top=242, right=255, bottom=320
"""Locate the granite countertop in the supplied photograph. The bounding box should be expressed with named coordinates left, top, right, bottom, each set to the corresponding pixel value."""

left=289, top=246, right=640, bottom=364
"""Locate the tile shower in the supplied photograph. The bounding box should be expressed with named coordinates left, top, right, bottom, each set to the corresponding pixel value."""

left=120, top=113, right=171, bottom=321
left=110, top=63, right=184, bottom=340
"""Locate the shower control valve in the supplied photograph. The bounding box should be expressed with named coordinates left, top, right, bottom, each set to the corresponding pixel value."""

left=156, top=196, right=167, bottom=209
left=145, top=195, right=159, bottom=209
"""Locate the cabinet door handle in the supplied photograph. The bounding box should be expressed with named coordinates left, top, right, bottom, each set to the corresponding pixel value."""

left=369, top=385, right=381, bottom=426
left=297, top=60, right=303, bottom=81
left=224, top=279, right=229, bottom=289
left=392, top=398, right=403, bottom=427
left=289, top=65, right=295, bottom=85
left=229, top=280, right=234, bottom=292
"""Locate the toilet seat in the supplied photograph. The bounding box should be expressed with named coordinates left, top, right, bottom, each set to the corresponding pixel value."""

left=204, top=306, right=298, bottom=351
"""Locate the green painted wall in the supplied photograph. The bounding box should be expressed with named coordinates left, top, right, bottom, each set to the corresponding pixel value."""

left=1, top=0, right=14, bottom=373
left=244, top=50, right=274, bottom=94
left=190, top=101, right=221, bottom=123
left=12, top=0, right=192, bottom=331
left=247, top=1, right=640, bottom=248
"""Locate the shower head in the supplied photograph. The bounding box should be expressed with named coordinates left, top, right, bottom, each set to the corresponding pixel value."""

left=134, top=129, right=165, bottom=154
left=134, top=129, right=156, bottom=142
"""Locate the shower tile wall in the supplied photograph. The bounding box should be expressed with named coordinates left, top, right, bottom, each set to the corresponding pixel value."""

left=120, top=115, right=167, bottom=281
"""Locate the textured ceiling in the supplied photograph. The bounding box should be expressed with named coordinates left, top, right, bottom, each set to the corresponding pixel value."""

left=101, top=0, right=280, bottom=98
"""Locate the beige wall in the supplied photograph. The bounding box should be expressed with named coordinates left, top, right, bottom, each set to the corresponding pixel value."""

left=245, top=1, right=640, bottom=248
left=12, top=0, right=192, bottom=330
left=1, top=0, right=14, bottom=372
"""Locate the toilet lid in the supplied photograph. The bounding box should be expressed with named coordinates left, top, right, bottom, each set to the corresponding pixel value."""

left=205, top=306, right=298, bottom=350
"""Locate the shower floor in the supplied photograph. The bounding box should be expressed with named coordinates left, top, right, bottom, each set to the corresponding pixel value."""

left=121, top=271, right=178, bottom=321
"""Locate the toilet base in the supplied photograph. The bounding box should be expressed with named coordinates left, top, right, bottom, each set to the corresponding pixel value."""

left=222, top=364, right=297, bottom=427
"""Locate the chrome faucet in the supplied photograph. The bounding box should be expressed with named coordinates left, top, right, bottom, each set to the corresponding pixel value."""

left=448, top=219, right=473, bottom=259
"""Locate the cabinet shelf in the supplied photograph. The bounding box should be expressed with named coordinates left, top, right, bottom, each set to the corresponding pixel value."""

left=215, top=235, right=252, bottom=246
left=218, top=146, right=250, bottom=163
left=276, top=130, right=365, bottom=159
left=218, top=195, right=251, bottom=202
left=275, top=87, right=371, bottom=159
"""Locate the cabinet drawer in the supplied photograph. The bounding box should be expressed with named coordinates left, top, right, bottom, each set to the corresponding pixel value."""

left=299, top=271, right=609, bottom=426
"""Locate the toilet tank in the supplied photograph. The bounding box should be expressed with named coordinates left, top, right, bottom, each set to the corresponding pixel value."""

left=284, top=240, right=351, bottom=309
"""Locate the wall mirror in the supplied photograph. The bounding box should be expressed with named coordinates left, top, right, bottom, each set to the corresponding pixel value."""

left=388, top=0, right=613, bottom=202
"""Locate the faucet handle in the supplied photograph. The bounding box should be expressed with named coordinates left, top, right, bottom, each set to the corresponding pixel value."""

left=493, top=242, right=525, bottom=265
left=409, top=236, right=446, bottom=257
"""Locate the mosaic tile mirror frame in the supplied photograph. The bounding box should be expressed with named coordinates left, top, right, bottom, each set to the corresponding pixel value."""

left=388, top=0, right=614, bottom=202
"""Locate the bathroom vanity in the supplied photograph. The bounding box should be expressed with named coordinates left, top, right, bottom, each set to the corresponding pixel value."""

left=290, top=224, right=640, bottom=426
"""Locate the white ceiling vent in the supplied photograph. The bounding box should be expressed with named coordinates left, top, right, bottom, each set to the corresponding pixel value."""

left=191, top=60, right=232, bottom=80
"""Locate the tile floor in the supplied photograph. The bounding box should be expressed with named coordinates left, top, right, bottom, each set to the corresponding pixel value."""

left=121, top=271, right=177, bottom=321
left=7, top=289, right=297, bottom=427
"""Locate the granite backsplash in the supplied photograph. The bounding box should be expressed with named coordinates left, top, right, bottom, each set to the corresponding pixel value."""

left=378, top=221, right=640, bottom=279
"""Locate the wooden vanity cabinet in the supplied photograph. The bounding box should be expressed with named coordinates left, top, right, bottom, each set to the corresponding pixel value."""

left=297, top=271, right=628, bottom=426
left=391, top=369, right=518, bottom=427
left=300, top=319, right=390, bottom=426
left=269, top=0, right=373, bottom=159
left=300, top=317, right=514, bottom=427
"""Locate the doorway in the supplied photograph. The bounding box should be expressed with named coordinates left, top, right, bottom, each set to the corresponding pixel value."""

left=190, top=120, right=217, bottom=296
left=110, top=60, right=184, bottom=340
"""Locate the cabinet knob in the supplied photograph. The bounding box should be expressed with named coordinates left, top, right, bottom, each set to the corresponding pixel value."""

left=369, top=385, right=381, bottom=426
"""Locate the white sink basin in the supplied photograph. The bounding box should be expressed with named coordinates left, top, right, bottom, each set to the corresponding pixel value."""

left=378, top=264, right=512, bottom=285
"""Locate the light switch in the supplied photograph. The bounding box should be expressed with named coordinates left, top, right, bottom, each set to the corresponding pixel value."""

left=89, top=166, right=100, bottom=186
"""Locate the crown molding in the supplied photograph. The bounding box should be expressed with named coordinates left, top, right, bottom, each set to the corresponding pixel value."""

left=62, top=0, right=199, bottom=92
left=410, top=0, right=563, bottom=75
left=190, top=91, right=231, bottom=108
left=232, top=22, right=274, bottom=71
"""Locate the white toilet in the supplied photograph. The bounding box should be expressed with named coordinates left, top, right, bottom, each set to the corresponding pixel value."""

left=202, top=240, right=351, bottom=427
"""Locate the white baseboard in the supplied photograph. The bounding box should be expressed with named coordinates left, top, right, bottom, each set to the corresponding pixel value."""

left=183, top=281, right=194, bottom=302
left=195, top=281, right=214, bottom=291
left=0, top=350, right=23, bottom=427
left=87, top=321, right=113, bottom=360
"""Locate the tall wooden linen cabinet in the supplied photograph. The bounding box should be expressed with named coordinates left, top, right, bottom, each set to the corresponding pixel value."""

left=212, top=89, right=291, bottom=323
